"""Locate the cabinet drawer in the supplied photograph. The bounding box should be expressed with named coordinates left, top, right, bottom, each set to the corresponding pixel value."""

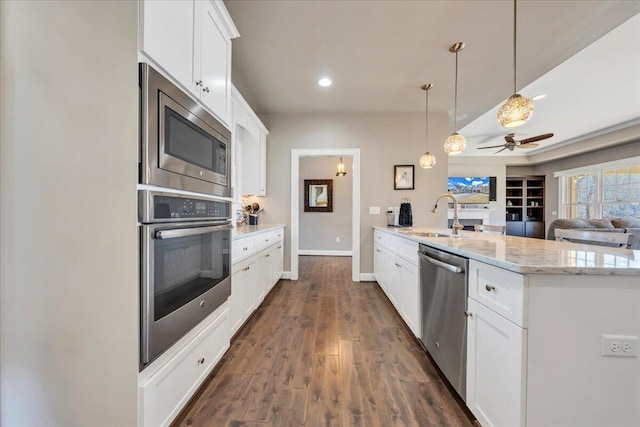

left=387, top=234, right=419, bottom=265
left=232, top=236, right=255, bottom=263
left=468, top=260, right=527, bottom=327
left=374, top=229, right=388, bottom=246
left=255, top=231, right=276, bottom=251
left=139, top=307, right=229, bottom=427
left=272, top=227, right=284, bottom=243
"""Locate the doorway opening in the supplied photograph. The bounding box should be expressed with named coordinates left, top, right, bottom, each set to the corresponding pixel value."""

left=290, top=148, right=361, bottom=281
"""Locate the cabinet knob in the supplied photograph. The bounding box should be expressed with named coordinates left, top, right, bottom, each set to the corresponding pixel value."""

left=464, top=311, right=473, bottom=318
left=243, top=247, right=248, bottom=251
left=199, top=300, right=205, bottom=308
left=203, top=87, right=210, bottom=93
left=395, top=263, right=401, bottom=268
left=485, top=284, right=496, bottom=292
left=196, top=80, right=203, bottom=87
left=277, top=246, right=282, bottom=249
left=198, top=357, right=205, bottom=365
left=376, top=249, right=380, bottom=253
left=266, top=254, right=270, bottom=258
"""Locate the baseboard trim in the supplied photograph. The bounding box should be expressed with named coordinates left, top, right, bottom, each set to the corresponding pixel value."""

left=359, top=273, right=376, bottom=282
left=298, top=250, right=353, bottom=257
left=281, top=271, right=291, bottom=280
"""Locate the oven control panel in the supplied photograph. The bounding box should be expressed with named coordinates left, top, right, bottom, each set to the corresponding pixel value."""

left=153, top=194, right=230, bottom=220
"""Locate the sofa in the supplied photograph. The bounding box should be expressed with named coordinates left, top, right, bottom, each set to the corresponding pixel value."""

left=547, top=217, right=640, bottom=250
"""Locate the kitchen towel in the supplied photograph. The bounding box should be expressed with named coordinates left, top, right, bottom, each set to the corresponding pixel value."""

left=399, top=198, right=413, bottom=227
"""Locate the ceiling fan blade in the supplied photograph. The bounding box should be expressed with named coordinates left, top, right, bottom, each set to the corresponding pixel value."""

left=521, top=133, right=554, bottom=144
left=504, top=134, right=515, bottom=143
left=495, top=147, right=507, bottom=154
left=477, top=144, right=506, bottom=149
left=517, top=143, right=539, bottom=149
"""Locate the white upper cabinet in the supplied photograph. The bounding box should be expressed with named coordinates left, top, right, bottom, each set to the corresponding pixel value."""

left=231, top=85, right=269, bottom=198
left=140, top=0, right=239, bottom=127
left=197, top=0, right=232, bottom=123
left=140, top=1, right=195, bottom=89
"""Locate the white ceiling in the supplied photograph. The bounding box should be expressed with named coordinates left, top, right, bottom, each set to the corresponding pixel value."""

left=459, top=12, right=640, bottom=157
left=225, top=0, right=640, bottom=157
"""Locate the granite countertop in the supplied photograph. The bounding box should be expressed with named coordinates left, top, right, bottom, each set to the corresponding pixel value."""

left=232, top=224, right=285, bottom=240
left=374, top=226, right=640, bottom=276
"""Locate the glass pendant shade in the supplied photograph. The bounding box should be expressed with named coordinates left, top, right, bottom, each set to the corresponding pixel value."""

left=419, top=152, right=436, bottom=168
left=498, top=0, right=534, bottom=128
left=444, top=132, right=466, bottom=155
left=420, top=83, right=436, bottom=169
left=497, top=93, right=534, bottom=128
left=444, top=42, right=466, bottom=155
left=336, top=157, right=347, bottom=176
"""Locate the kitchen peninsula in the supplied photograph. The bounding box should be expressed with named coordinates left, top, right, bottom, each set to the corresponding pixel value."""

left=373, top=226, right=639, bottom=427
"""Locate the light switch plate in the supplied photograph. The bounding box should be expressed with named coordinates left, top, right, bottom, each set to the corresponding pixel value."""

left=369, top=206, right=380, bottom=214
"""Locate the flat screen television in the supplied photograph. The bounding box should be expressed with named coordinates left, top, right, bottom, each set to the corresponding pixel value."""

left=447, top=176, right=496, bottom=204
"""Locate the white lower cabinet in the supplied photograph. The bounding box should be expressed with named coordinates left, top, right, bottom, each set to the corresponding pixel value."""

left=466, top=298, right=527, bottom=427
left=373, top=230, right=421, bottom=338
left=398, top=259, right=419, bottom=336
left=230, top=227, right=284, bottom=336
left=230, top=257, right=256, bottom=336
left=466, top=259, right=528, bottom=426
left=139, top=305, right=229, bottom=427
left=269, top=242, right=284, bottom=291
left=373, top=243, right=389, bottom=292
left=255, top=250, right=269, bottom=303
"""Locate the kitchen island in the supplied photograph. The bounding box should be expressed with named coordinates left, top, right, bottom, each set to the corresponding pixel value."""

left=373, top=226, right=639, bottom=427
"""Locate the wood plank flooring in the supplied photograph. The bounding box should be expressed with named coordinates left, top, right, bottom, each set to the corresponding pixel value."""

left=176, top=256, right=474, bottom=427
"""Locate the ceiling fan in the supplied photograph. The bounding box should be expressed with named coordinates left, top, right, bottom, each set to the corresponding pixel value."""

left=477, top=133, right=554, bottom=154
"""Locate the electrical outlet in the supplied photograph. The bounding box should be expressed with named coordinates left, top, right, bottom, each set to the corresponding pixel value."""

left=602, top=335, right=638, bottom=357
left=336, top=237, right=340, bottom=243
left=369, top=206, right=380, bottom=215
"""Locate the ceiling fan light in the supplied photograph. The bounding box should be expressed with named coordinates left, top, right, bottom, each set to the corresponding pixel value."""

left=444, top=132, right=466, bottom=155
left=419, top=152, right=437, bottom=169
left=497, top=94, right=534, bottom=128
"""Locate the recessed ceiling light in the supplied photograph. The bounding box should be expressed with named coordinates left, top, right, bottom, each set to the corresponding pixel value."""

left=318, top=78, right=332, bottom=87
left=532, top=94, right=547, bottom=101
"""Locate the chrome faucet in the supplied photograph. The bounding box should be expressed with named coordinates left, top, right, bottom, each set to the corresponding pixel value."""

left=431, top=193, right=464, bottom=235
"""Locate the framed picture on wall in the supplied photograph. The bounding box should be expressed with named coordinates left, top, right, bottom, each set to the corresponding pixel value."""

left=394, top=165, right=414, bottom=190
left=304, top=179, right=333, bottom=212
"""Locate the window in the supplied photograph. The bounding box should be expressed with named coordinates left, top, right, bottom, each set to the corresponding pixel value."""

left=555, top=157, right=640, bottom=219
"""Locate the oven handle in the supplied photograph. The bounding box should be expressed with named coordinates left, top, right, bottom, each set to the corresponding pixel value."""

left=155, top=223, right=233, bottom=240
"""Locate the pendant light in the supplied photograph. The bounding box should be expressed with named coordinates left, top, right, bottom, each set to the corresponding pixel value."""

left=336, top=157, right=347, bottom=176
left=497, top=0, right=534, bottom=128
left=444, top=42, right=466, bottom=155
left=419, top=83, right=436, bottom=169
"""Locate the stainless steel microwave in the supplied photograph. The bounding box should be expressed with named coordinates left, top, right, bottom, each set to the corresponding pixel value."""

left=140, top=63, right=231, bottom=197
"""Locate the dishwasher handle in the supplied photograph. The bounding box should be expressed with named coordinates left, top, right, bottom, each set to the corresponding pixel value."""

left=419, top=251, right=464, bottom=274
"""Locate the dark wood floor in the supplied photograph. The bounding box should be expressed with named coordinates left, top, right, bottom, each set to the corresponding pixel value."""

left=177, top=256, right=474, bottom=427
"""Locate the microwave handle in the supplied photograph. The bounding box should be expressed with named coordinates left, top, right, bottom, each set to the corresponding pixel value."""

left=155, top=223, right=233, bottom=240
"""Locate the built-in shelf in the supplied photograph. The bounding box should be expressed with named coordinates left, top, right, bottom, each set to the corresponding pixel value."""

left=505, top=176, right=545, bottom=239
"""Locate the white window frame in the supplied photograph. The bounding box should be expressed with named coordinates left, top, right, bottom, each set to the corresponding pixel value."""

left=554, top=156, right=640, bottom=219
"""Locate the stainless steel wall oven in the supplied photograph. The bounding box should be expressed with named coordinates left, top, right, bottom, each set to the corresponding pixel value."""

left=139, top=190, right=232, bottom=369
left=140, top=63, right=231, bottom=197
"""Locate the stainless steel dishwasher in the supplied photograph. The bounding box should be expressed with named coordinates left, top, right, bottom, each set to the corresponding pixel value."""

left=418, top=244, right=468, bottom=401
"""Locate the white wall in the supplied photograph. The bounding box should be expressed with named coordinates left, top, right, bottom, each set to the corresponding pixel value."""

left=299, top=157, right=353, bottom=252
left=0, top=1, right=138, bottom=425
left=258, top=112, right=450, bottom=274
